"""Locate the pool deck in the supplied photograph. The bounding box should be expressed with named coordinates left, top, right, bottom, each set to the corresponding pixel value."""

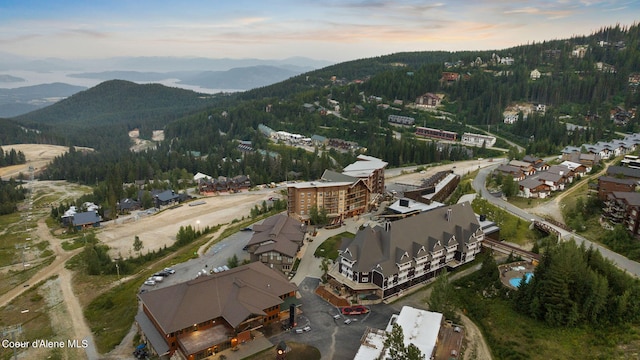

left=498, top=261, right=536, bottom=289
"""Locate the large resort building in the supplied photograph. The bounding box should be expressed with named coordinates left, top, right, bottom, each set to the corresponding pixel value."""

left=329, top=202, right=483, bottom=299
left=136, top=262, right=297, bottom=359
left=287, top=155, right=387, bottom=224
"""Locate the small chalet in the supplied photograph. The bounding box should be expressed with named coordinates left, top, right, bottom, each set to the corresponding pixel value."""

left=496, top=164, right=525, bottom=181
left=519, top=178, right=551, bottom=199
left=415, top=93, right=441, bottom=107
left=70, top=211, right=101, bottom=230
left=117, top=198, right=141, bottom=214
left=537, top=172, right=565, bottom=191
left=522, top=155, right=549, bottom=171
left=508, top=160, right=537, bottom=176
left=547, top=164, right=575, bottom=184
left=440, top=72, right=460, bottom=84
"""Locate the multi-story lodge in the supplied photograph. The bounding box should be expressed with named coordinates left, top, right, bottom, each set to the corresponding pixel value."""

left=287, top=171, right=370, bottom=224
left=245, top=214, right=304, bottom=274
left=603, top=191, right=640, bottom=236
left=136, top=262, right=297, bottom=359
left=341, top=155, right=388, bottom=195
left=330, top=202, right=484, bottom=299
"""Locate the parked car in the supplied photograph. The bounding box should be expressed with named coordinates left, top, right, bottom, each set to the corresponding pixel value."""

left=163, top=268, right=176, bottom=274
left=341, top=305, right=370, bottom=315
left=143, top=280, right=156, bottom=286
left=154, top=271, right=169, bottom=277
left=344, top=319, right=352, bottom=325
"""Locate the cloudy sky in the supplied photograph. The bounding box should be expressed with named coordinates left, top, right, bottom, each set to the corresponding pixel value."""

left=1, top=0, right=638, bottom=62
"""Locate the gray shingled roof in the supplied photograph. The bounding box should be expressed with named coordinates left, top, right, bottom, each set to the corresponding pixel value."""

left=247, top=214, right=304, bottom=258
left=321, top=169, right=358, bottom=183
left=599, top=176, right=637, bottom=185
left=610, top=191, right=640, bottom=206
left=607, top=166, right=640, bottom=179
left=340, top=202, right=481, bottom=277
left=138, top=262, right=297, bottom=333
left=72, top=211, right=101, bottom=226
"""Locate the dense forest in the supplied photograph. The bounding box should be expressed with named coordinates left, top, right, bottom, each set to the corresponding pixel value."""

left=0, top=179, right=26, bottom=215
left=0, top=147, right=26, bottom=167
left=13, top=80, right=227, bottom=151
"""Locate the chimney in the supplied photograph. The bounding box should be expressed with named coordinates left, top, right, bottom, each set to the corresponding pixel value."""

left=446, top=208, right=452, bottom=222
left=289, top=304, right=296, bottom=327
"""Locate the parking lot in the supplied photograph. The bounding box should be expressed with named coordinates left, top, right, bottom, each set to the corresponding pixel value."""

left=140, top=226, right=256, bottom=290
left=269, top=277, right=399, bottom=359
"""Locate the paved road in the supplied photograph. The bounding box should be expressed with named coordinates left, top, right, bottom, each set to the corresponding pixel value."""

left=473, top=164, right=640, bottom=277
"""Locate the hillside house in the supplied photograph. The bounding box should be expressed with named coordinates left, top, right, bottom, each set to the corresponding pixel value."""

left=440, top=72, right=460, bottom=84
left=495, top=164, right=525, bottom=181
left=461, top=133, right=496, bottom=148
left=519, top=178, right=551, bottom=199
left=508, top=160, right=537, bottom=176
left=522, top=155, right=549, bottom=171
left=503, top=111, right=519, bottom=124
left=530, top=69, right=541, bottom=80
left=415, top=93, right=441, bottom=107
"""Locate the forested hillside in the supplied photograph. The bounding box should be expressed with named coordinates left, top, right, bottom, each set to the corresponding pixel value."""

left=12, top=24, right=639, bottom=208
left=13, top=80, right=225, bottom=150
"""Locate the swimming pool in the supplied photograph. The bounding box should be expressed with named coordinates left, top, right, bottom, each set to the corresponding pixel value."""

left=509, top=272, right=534, bottom=287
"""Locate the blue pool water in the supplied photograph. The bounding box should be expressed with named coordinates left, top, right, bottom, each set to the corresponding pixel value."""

left=509, top=272, right=534, bottom=287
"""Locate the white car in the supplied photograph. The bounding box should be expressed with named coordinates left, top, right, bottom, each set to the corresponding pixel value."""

left=164, top=268, right=176, bottom=274
left=144, top=280, right=156, bottom=286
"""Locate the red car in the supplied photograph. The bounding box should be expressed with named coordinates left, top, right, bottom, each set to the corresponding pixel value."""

left=341, top=305, right=370, bottom=315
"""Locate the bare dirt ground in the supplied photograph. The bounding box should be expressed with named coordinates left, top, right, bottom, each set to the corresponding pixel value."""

left=387, top=158, right=499, bottom=186
left=99, top=191, right=274, bottom=258
left=0, top=144, right=92, bottom=180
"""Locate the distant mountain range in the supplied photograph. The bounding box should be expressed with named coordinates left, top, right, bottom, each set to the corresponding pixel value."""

left=0, top=54, right=334, bottom=73
left=0, top=83, right=87, bottom=118
left=0, top=55, right=333, bottom=116
left=67, top=65, right=303, bottom=90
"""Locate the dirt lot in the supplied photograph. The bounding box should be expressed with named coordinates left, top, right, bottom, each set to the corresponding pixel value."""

left=0, top=144, right=94, bottom=180
left=98, top=191, right=276, bottom=257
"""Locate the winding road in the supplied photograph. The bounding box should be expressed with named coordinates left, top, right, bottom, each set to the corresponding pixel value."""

left=473, top=164, right=640, bottom=277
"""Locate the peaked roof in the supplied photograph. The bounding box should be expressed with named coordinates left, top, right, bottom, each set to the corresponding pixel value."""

left=247, top=214, right=304, bottom=257
left=138, top=262, right=297, bottom=333
left=72, top=211, right=101, bottom=226
left=609, top=191, right=640, bottom=206
left=607, top=166, right=640, bottom=179
left=341, top=202, right=481, bottom=277
left=342, top=155, right=388, bottom=176
left=321, top=169, right=358, bottom=183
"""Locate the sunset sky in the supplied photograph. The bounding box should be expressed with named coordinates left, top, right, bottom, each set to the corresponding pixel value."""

left=1, top=0, right=638, bottom=62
